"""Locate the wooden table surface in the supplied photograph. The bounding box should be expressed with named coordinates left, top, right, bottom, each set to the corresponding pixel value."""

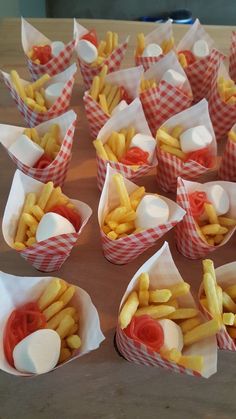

left=0, top=19, right=236, bottom=419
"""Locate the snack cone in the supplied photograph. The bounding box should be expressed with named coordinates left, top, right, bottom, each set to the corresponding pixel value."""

left=139, top=51, right=193, bottom=136
left=98, top=165, right=185, bottom=264
left=176, top=177, right=236, bottom=259
left=2, top=170, right=92, bottom=272
left=0, top=271, right=104, bottom=376
left=95, top=98, right=158, bottom=190
left=177, top=19, right=225, bottom=103
left=1, top=63, right=77, bottom=127
left=115, top=242, right=217, bottom=378
left=83, top=66, right=144, bottom=138
left=74, top=19, right=129, bottom=89
left=229, top=31, right=236, bottom=83
left=135, top=20, right=174, bottom=70
left=0, top=110, right=76, bottom=187
left=21, top=17, right=76, bottom=81
left=218, top=123, right=236, bottom=181
left=156, top=99, right=217, bottom=192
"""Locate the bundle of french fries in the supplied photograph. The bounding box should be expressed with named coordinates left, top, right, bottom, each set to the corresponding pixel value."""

left=217, top=76, right=236, bottom=105
left=23, top=123, right=61, bottom=161
left=135, top=33, right=174, bottom=57
left=119, top=271, right=221, bottom=373
left=156, top=125, right=187, bottom=161
left=139, top=77, right=157, bottom=93
left=89, top=31, right=119, bottom=67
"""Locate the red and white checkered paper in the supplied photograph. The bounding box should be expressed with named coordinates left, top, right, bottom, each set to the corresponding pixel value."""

left=139, top=51, right=193, bottom=135
left=175, top=178, right=236, bottom=259
left=229, top=31, right=236, bottom=83
left=21, top=17, right=76, bottom=81
left=134, top=20, right=174, bottom=70
left=98, top=166, right=185, bottom=264
left=218, top=126, right=236, bottom=181
left=1, top=63, right=77, bottom=127
left=156, top=99, right=217, bottom=192
left=95, top=98, right=158, bottom=190
left=74, top=19, right=129, bottom=89
left=83, top=66, right=144, bottom=138
left=2, top=170, right=92, bottom=272
left=208, top=63, right=236, bottom=141
left=115, top=242, right=217, bottom=378
left=0, top=110, right=77, bottom=187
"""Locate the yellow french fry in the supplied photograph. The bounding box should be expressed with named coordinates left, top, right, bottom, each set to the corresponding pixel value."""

left=225, top=285, right=236, bottom=300
left=178, top=53, right=187, bottom=68
left=160, top=144, right=186, bottom=160
left=104, top=31, right=113, bottom=55
left=129, top=186, right=146, bottom=203
left=115, top=222, right=134, bottom=235
left=156, top=128, right=181, bottom=148
left=168, top=308, right=199, bottom=320
left=167, top=298, right=179, bottom=309
left=112, top=32, right=118, bottom=50
left=184, top=318, right=221, bottom=346
left=106, top=85, right=119, bottom=108
left=136, top=33, right=145, bottom=56
left=101, top=82, right=112, bottom=97
left=13, top=242, right=26, bottom=251
left=203, top=272, right=221, bottom=319
left=202, top=259, right=216, bottom=282
left=223, top=312, right=235, bottom=326
left=200, top=297, right=208, bottom=310
left=125, top=126, right=136, bottom=150
left=178, top=355, right=203, bottom=373
left=204, top=203, right=219, bottom=224
left=43, top=301, right=64, bottom=321
left=45, top=136, right=57, bottom=157
left=35, top=91, right=45, bottom=106
left=97, top=40, right=106, bottom=56
left=31, top=74, right=50, bottom=90
left=99, top=94, right=109, bottom=114
left=179, top=317, right=203, bottom=334
left=38, top=278, right=62, bottom=310
left=10, top=70, right=26, bottom=100
left=171, top=125, right=184, bottom=138
left=37, top=181, right=54, bottom=210
left=30, top=224, right=37, bottom=235
left=56, top=315, right=75, bottom=339
left=104, top=144, right=118, bottom=162
left=66, top=335, right=81, bottom=349
left=223, top=292, right=236, bottom=313
left=113, top=173, right=132, bottom=210
left=135, top=305, right=175, bottom=319
left=119, top=291, right=139, bottom=329
left=119, top=210, right=136, bottom=223
left=90, top=75, right=100, bottom=101
left=49, top=123, right=60, bottom=140
left=56, top=279, right=68, bottom=298
left=115, top=133, right=125, bottom=160
left=138, top=272, right=149, bottom=291
left=149, top=289, right=172, bottom=303
left=105, top=206, right=127, bottom=223
left=93, top=139, right=109, bottom=160
left=214, top=234, right=224, bottom=244
left=22, top=213, right=38, bottom=227
left=98, top=64, right=108, bottom=92
left=218, top=226, right=229, bottom=235
left=59, top=347, right=71, bottom=363
left=44, top=186, right=62, bottom=212
left=109, top=88, right=121, bottom=113
left=201, top=224, right=221, bottom=236
left=102, top=225, right=111, bottom=234
left=218, top=216, right=236, bottom=227
left=25, top=237, right=36, bottom=247
left=107, top=220, right=118, bottom=230
left=168, top=282, right=190, bottom=299
left=107, top=231, right=118, bottom=240
left=25, top=84, right=35, bottom=99
left=34, top=103, right=47, bottom=113
left=47, top=307, right=76, bottom=330
left=59, top=285, right=75, bottom=307
left=31, top=205, right=44, bottom=221
left=216, top=285, right=223, bottom=313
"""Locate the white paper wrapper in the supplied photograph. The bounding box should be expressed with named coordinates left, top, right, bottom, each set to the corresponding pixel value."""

left=177, top=19, right=215, bottom=52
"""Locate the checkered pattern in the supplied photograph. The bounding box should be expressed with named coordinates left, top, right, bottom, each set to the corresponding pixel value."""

left=78, top=40, right=129, bottom=89
left=83, top=92, right=109, bottom=138
left=135, top=54, right=164, bottom=71
left=26, top=40, right=76, bottom=81
left=218, top=137, right=236, bottom=181
left=140, top=80, right=193, bottom=136
left=229, top=32, right=236, bottom=83
left=115, top=326, right=201, bottom=377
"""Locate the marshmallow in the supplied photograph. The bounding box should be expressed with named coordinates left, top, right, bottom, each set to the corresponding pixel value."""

left=44, top=82, right=65, bottom=108
left=129, top=133, right=156, bottom=164
left=180, top=125, right=213, bottom=153
left=13, top=329, right=61, bottom=374
left=135, top=194, right=169, bottom=230
left=158, top=319, right=183, bottom=352
left=76, top=39, right=98, bottom=64
left=202, top=184, right=230, bottom=216
left=142, top=43, right=163, bottom=58
left=111, top=100, right=128, bottom=116
left=161, top=69, right=186, bottom=89
left=51, top=41, right=65, bottom=57
left=36, top=212, right=76, bottom=242
left=9, top=134, right=44, bottom=167
left=192, top=39, right=210, bottom=59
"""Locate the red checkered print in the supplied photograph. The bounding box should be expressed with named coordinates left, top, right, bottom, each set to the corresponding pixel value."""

left=140, top=80, right=193, bottom=136
left=115, top=326, right=201, bottom=377
left=26, top=40, right=76, bottom=81
left=229, top=32, right=236, bottom=83
left=83, top=92, right=109, bottom=138
left=218, top=137, right=236, bottom=181
left=135, top=54, right=164, bottom=71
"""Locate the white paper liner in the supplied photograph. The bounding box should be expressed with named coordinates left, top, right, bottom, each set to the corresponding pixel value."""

left=177, top=18, right=215, bottom=52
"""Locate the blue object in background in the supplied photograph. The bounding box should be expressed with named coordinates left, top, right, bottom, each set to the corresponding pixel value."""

left=140, top=9, right=194, bottom=24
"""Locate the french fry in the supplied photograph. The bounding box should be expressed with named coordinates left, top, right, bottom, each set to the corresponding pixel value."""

left=178, top=355, right=203, bottom=373
left=213, top=234, right=224, bottom=245
left=112, top=32, right=118, bottom=50
left=13, top=242, right=26, bottom=250
left=136, top=33, right=145, bottom=56
left=216, top=285, right=223, bottom=313
left=10, top=70, right=26, bottom=100
left=156, top=129, right=181, bottom=148
left=44, top=186, right=62, bottom=212
left=223, top=312, right=235, bottom=326
left=107, top=85, right=119, bottom=108
left=126, top=126, right=136, bottom=150
left=160, top=348, right=181, bottom=363
left=93, top=139, right=109, bottom=160
left=90, top=76, right=100, bottom=101
left=179, top=317, right=203, bottom=334
left=107, top=231, right=118, bottom=240
left=218, top=216, right=236, bottom=227
left=204, top=203, right=219, bottom=224
left=31, top=74, right=50, bottom=90
left=66, top=335, right=81, bottom=350
left=202, top=259, right=216, bottom=282
left=56, top=315, right=75, bottom=339
left=43, top=301, right=64, bottom=321
left=183, top=318, right=221, bottom=346
left=59, top=285, right=75, bottom=307
left=47, top=307, right=76, bottom=330
left=168, top=282, right=190, bottom=299
left=135, top=305, right=175, bottom=319
left=149, top=289, right=172, bottom=303
left=31, top=128, right=40, bottom=144
left=119, top=291, right=139, bottom=329
left=38, top=278, right=62, bottom=310
left=160, top=144, right=186, bottom=160
left=104, top=144, right=118, bottom=162
left=104, top=31, right=113, bottom=55
left=115, top=133, right=125, bottom=160
left=168, top=308, right=199, bottom=320
left=113, top=174, right=132, bottom=210
left=105, top=206, right=127, bottom=223
left=201, top=224, right=221, bottom=236
left=59, top=347, right=71, bottom=363
left=178, top=53, right=187, bottom=68
left=203, top=272, right=221, bottom=319
left=115, top=222, right=134, bottom=235
left=109, top=88, right=121, bottom=113
left=57, top=279, right=68, bottom=298
left=97, top=40, right=106, bottom=56
left=31, top=205, right=44, bottom=221
left=22, top=213, right=38, bottom=227
left=222, top=292, right=236, bottom=313
left=138, top=273, right=149, bottom=307
left=25, top=237, right=36, bottom=247
left=224, top=284, right=236, bottom=300
left=171, top=125, right=184, bottom=138
left=99, top=94, right=109, bottom=114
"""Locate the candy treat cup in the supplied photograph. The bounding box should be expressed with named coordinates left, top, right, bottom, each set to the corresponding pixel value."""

left=74, top=19, right=129, bottom=89
left=229, top=31, right=236, bottom=83
left=115, top=242, right=217, bottom=378
left=218, top=123, right=236, bottom=181
left=156, top=99, right=217, bottom=193
left=0, top=271, right=104, bottom=376
left=135, top=20, right=174, bottom=70
left=1, top=63, right=77, bottom=127
left=0, top=110, right=77, bottom=187
left=2, top=170, right=92, bottom=272
left=21, top=17, right=76, bottom=81
left=177, top=19, right=225, bottom=103
left=176, top=178, right=236, bottom=259
left=98, top=165, right=185, bottom=264
left=94, top=98, right=158, bottom=190
left=139, top=51, right=193, bottom=136
left=83, top=66, right=144, bottom=138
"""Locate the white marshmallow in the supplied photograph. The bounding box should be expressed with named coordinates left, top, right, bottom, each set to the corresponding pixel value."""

left=36, top=212, right=76, bottom=242
left=111, top=100, right=128, bottom=116
left=142, top=43, right=163, bottom=58
left=51, top=41, right=65, bottom=57
left=158, top=319, right=183, bottom=352
left=76, top=39, right=98, bottom=64
left=129, top=133, right=156, bottom=164
left=161, top=69, right=186, bottom=89
left=180, top=125, right=213, bottom=153
left=202, top=184, right=230, bottom=216
left=44, top=82, right=65, bottom=108
left=135, top=194, right=169, bottom=230
left=13, top=329, right=61, bottom=374
left=192, top=39, right=210, bottom=59
left=9, top=134, right=44, bottom=167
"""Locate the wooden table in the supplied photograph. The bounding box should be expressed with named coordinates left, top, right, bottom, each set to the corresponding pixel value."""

left=0, top=19, right=236, bottom=419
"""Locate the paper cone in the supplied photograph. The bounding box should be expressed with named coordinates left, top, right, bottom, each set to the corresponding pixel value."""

left=140, top=51, right=193, bottom=135
left=83, top=66, right=144, bottom=138
left=218, top=123, right=236, bottom=181
left=229, top=31, right=236, bottom=83
left=2, top=170, right=92, bottom=272
left=0, top=110, right=77, bottom=187
left=156, top=99, right=217, bottom=192
left=74, top=19, right=129, bottom=89
left=1, top=63, right=77, bottom=127
left=95, top=98, right=158, bottom=190
left=0, top=271, right=104, bottom=376
left=21, top=17, right=76, bottom=81
left=135, top=20, right=174, bottom=70
left=175, top=177, right=236, bottom=259
left=115, top=242, right=217, bottom=378
left=98, top=166, right=185, bottom=264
